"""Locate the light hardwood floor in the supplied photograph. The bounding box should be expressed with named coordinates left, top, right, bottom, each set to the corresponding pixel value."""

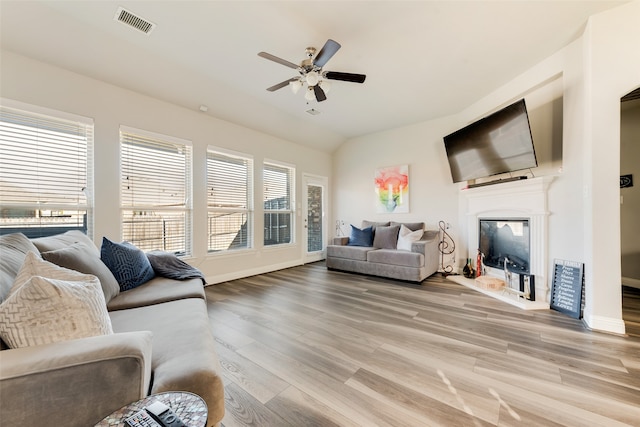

left=623, top=286, right=640, bottom=338
left=205, top=263, right=640, bottom=427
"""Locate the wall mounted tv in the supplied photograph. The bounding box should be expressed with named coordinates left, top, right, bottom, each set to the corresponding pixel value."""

left=443, top=99, right=538, bottom=183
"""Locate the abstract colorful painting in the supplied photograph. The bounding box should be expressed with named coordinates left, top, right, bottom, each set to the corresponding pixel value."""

left=374, top=165, right=409, bottom=213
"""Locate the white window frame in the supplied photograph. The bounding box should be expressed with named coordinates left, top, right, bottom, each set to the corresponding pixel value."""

left=206, top=146, right=254, bottom=253
left=119, top=125, right=192, bottom=256
left=263, top=160, right=295, bottom=247
left=0, top=98, right=94, bottom=238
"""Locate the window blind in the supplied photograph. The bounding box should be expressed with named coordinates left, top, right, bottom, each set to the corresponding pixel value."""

left=263, top=161, right=294, bottom=246
left=120, top=127, right=192, bottom=255
left=207, top=148, right=253, bottom=252
left=0, top=103, right=93, bottom=237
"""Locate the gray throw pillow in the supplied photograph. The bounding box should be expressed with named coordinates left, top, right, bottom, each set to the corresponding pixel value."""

left=391, top=221, right=424, bottom=232
left=373, top=225, right=401, bottom=249
left=42, top=242, right=120, bottom=303
left=361, top=220, right=390, bottom=232
left=32, top=230, right=99, bottom=256
left=0, top=233, right=41, bottom=303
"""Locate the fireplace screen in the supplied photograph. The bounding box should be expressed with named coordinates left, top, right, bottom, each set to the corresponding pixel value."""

left=479, top=219, right=530, bottom=274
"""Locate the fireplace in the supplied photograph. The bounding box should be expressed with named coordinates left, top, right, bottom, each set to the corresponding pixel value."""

left=479, top=218, right=530, bottom=275
left=451, top=176, right=555, bottom=309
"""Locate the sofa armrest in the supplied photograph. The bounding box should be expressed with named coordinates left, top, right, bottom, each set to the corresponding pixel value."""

left=332, top=236, right=349, bottom=246
left=409, top=231, right=435, bottom=252
left=0, top=331, right=153, bottom=427
left=411, top=230, right=440, bottom=276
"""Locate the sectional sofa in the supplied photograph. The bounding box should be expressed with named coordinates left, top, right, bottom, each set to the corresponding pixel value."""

left=0, top=231, right=224, bottom=427
left=326, top=220, right=440, bottom=282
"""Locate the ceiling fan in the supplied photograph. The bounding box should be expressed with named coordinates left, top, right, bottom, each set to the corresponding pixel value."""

left=258, top=39, right=366, bottom=102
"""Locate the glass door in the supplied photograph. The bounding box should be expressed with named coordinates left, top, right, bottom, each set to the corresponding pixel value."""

left=303, top=174, right=327, bottom=263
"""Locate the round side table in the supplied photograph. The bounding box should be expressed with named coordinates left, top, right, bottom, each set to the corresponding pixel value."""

left=95, top=391, right=208, bottom=427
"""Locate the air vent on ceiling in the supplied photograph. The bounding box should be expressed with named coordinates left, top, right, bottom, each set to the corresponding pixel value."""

left=114, top=7, right=156, bottom=35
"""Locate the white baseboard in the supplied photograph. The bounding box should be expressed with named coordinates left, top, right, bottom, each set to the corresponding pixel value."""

left=583, top=314, right=627, bottom=335
left=622, top=276, right=640, bottom=289
left=204, top=259, right=303, bottom=285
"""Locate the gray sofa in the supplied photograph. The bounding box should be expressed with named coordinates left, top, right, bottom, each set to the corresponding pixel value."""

left=0, top=231, right=224, bottom=427
left=326, top=221, right=440, bottom=282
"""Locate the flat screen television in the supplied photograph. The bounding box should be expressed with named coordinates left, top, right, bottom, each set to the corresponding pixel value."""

left=443, top=99, right=538, bottom=183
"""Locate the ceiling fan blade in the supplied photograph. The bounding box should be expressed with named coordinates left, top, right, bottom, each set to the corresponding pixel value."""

left=313, top=85, right=327, bottom=102
left=258, top=52, right=299, bottom=70
left=313, top=39, right=341, bottom=68
left=267, top=78, right=298, bottom=92
left=324, top=71, right=366, bottom=83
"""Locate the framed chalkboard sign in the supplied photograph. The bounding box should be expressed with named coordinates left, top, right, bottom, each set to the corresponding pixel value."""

left=550, top=259, right=584, bottom=319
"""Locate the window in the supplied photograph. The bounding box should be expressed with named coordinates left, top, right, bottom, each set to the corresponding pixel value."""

left=263, top=161, right=294, bottom=246
left=207, top=148, right=253, bottom=252
left=0, top=101, right=93, bottom=238
left=120, top=126, right=192, bottom=255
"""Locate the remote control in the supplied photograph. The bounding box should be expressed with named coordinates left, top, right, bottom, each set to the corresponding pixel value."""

left=125, top=409, right=162, bottom=427
left=145, top=401, right=186, bottom=427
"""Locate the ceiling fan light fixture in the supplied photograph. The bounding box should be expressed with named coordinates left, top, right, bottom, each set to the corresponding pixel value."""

left=304, top=86, right=316, bottom=101
left=305, top=71, right=319, bottom=86
left=289, top=79, right=302, bottom=94
left=319, top=79, right=331, bottom=94
left=259, top=39, right=366, bottom=104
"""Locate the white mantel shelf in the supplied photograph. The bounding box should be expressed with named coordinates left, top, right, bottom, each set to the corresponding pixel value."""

left=447, top=275, right=550, bottom=310
left=460, top=175, right=556, bottom=207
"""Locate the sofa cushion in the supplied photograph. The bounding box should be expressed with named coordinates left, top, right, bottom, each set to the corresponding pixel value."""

left=361, top=220, right=390, bottom=232
left=373, top=225, right=400, bottom=249
left=0, top=233, right=40, bottom=303
left=367, top=248, right=424, bottom=268
left=109, top=298, right=225, bottom=426
left=0, top=252, right=113, bottom=349
left=107, top=277, right=205, bottom=311
left=391, top=221, right=424, bottom=232
left=347, top=225, right=374, bottom=247
left=397, top=224, right=424, bottom=251
left=42, top=242, right=120, bottom=303
left=327, top=245, right=372, bottom=261
left=31, top=230, right=98, bottom=256
left=100, top=238, right=155, bottom=291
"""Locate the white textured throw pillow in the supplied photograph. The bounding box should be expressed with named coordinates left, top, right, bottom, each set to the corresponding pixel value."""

left=0, top=252, right=113, bottom=349
left=397, top=224, right=424, bottom=251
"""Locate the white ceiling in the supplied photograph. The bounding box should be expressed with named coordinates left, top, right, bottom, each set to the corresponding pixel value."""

left=0, top=0, right=628, bottom=152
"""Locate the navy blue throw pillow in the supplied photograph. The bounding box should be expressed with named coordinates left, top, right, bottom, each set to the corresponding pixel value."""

left=347, top=225, right=374, bottom=247
left=100, top=237, right=155, bottom=291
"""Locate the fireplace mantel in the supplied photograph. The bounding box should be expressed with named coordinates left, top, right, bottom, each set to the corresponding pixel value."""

left=462, top=176, right=555, bottom=215
left=452, top=176, right=556, bottom=309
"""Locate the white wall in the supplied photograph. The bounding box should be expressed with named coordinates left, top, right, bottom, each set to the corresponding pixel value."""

left=0, top=50, right=332, bottom=284
left=582, top=0, right=640, bottom=333
left=332, top=1, right=640, bottom=334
